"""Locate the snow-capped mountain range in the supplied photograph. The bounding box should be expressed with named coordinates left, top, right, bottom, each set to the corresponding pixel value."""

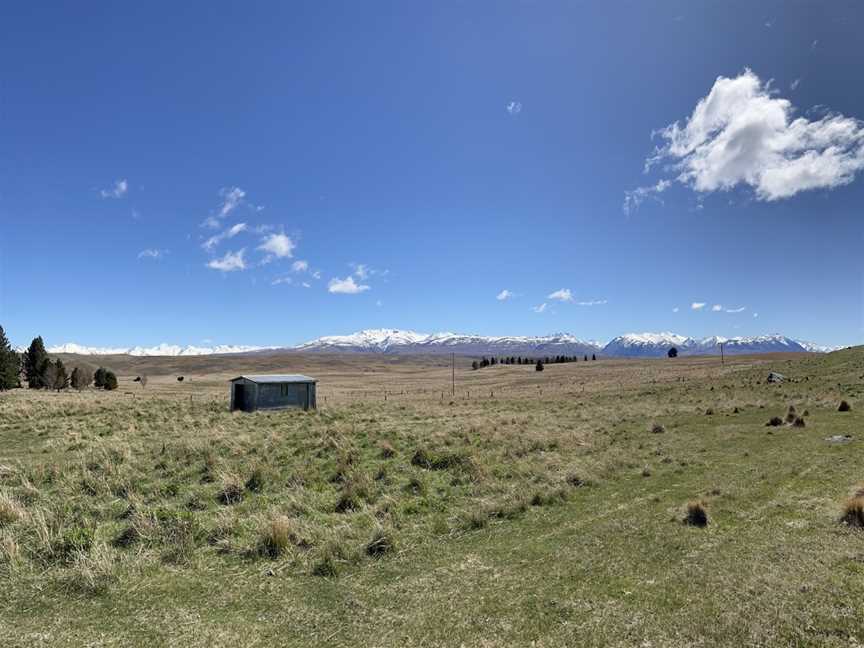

left=33, top=329, right=844, bottom=357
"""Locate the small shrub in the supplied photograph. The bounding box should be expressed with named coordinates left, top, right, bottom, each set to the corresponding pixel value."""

left=705, top=408, right=714, bottom=416
left=840, top=497, right=864, bottom=528
left=651, top=424, right=666, bottom=434
left=684, top=500, right=708, bottom=527
left=792, top=416, right=806, bottom=428
left=766, top=417, right=784, bottom=427
left=838, top=400, right=852, bottom=412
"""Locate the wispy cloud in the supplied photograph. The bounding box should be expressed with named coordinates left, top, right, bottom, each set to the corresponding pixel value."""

left=576, top=299, right=608, bottom=306
left=137, top=248, right=166, bottom=260
left=206, top=249, right=246, bottom=272
left=202, top=187, right=246, bottom=228
left=531, top=303, right=547, bottom=313
left=496, top=289, right=514, bottom=301
left=258, top=233, right=295, bottom=261
left=202, top=222, right=247, bottom=251
left=100, top=179, right=128, bottom=199
left=548, top=288, right=573, bottom=302
left=711, top=304, right=723, bottom=312
left=725, top=306, right=747, bottom=313
left=328, top=276, right=370, bottom=294
left=672, top=307, right=680, bottom=313
left=623, top=179, right=671, bottom=214
left=691, top=302, right=706, bottom=311
left=634, top=69, right=864, bottom=206
left=291, top=260, right=309, bottom=273
left=506, top=100, right=522, bottom=115
left=790, top=78, right=801, bottom=91
left=271, top=276, right=293, bottom=286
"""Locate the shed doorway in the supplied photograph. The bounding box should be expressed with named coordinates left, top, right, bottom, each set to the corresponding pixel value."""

left=233, top=384, right=246, bottom=411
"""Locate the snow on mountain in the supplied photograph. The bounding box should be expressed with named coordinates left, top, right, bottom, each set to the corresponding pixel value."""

left=45, top=343, right=274, bottom=356
left=35, top=329, right=841, bottom=357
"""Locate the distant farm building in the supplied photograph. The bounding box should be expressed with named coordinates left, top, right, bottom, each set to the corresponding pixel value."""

left=229, top=375, right=317, bottom=412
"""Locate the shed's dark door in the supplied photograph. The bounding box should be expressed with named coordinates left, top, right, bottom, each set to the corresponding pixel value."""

left=234, top=384, right=246, bottom=411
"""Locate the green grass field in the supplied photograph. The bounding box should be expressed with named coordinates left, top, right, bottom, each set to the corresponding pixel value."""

left=1, top=349, right=862, bottom=646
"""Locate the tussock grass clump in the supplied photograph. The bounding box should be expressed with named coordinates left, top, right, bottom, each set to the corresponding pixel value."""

left=766, top=417, right=784, bottom=427
left=365, top=526, right=395, bottom=558
left=838, top=400, right=852, bottom=412
left=217, top=473, right=245, bottom=505
left=244, top=466, right=267, bottom=493
left=335, top=473, right=372, bottom=513
left=684, top=500, right=709, bottom=527
left=530, top=488, right=568, bottom=507
left=0, top=491, right=25, bottom=527
left=61, top=542, right=118, bottom=597
left=0, top=533, right=21, bottom=568
left=312, top=540, right=348, bottom=577
left=379, top=441, right=396, bottom=459
left=792, top=416, right=806, bottom=428
left=257, top=515, right=296, bottom=558
left=840, top=497, right=864, bottom=528
left=651, top=424, right=666, bottom=434
left=411, top=448, right=478, bottom=476
left=705, top=408, right=714, bottom=416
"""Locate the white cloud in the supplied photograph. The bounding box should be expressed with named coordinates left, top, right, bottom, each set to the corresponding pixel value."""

left=137, top=248, right=166, bottom=260
left=753, top=312, right=759, bottom=318
left=576, top=299, right=608, bottom=306
left=258, top=233, right=295, bottom=260
left=100, top=179, right=128, bottom=199
left=202, top=187, right=246, bottom=228
left=790, top=78, right=801, bottom=91
left=328, top=276, right=370, bottom=294
left=531, top=303, right=548, bottom=313
left=725, top=306, right=747, bottom=313
left=623, top=179, right=671, bottom=214
left=271, top=276, right=293, bottom=286
left=291, top=260, right=309, bottom=273
left=711, top=304, right=723, bottom=312
left=672, top=307, right=680, bottom=313
left=206, top=249, right=246, bottom=272
left=548, top=288, right=573, bottom=302
left=506, top=101, right=522, bottom=115
left=202, top=222, right=247, bottom=251
left=637, top=69, right=864, bottom=204
left=691, top=302, right=706, bottom=310
left=496, top=289, right=514, bottom=301
left=352, top=263, right=370, bottom=280
left=301, top=282, right=311, bottom=288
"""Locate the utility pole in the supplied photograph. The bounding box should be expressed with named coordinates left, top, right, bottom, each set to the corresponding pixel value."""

left=719, top=342, right=725, bottom=366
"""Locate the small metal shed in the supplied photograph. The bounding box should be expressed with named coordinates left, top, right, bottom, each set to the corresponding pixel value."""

left=229, top=374, right=317, bottom=412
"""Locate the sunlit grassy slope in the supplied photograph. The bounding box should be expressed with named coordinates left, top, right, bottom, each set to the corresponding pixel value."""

left=0, top=349, right=862, bottom=646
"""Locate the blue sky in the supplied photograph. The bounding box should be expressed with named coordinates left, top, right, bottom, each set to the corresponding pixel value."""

left=1, top=1, right=862, bottom=348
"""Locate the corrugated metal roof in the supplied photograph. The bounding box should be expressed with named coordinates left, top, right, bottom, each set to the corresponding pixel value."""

left=231, top=374, right=317, bottom=383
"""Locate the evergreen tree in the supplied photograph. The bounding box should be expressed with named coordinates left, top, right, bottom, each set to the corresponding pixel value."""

left=71, top=366, right=93, bottom=390
left=535, top=360, right=544, bottom=372
left=103, top=371, right=118, bottom=391
left=47, top=359, right=69, bottom=391
left=592, top=353, right=596, bottom=361
left=583, top=354, right=588, bottom=362
left=0, top=326, right=21, bottom=390
left=471, top=360, right=479, bottom=371
left=24, top=336, right=49, bottom=389
left=667, top=347, right=678, bottom=358
left=94, top=367, right=107, bottom=388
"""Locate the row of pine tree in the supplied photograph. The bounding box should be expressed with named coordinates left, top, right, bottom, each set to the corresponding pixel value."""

left=0, top=327, right=118, bottom=391
left=471, top=353, right=596, bottom=370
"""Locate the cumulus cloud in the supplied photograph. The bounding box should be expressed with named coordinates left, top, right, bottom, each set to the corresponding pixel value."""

left=206, top=249, right=246, bottom=272
left=291, top=260, right=309, bottom=273
left=691, top=302, right=706, bottom=310
left=634, top=69, right=864, bottom=206
left=506, top=101, right=522, bottom=115
left=531, top=303, right=547, bottom=313
left=258, top=233, right=295, bottom=260
left=548, top=288, right=573, bottom=302
left=496, top=289, right=514, bottom=301
left=328, top=276, right=370, bottom=294
left=202, top=222, right=247, bottom=251
left=100, top=179, right=128, bottom=198
left=137, top=248, right=166, bottom=260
